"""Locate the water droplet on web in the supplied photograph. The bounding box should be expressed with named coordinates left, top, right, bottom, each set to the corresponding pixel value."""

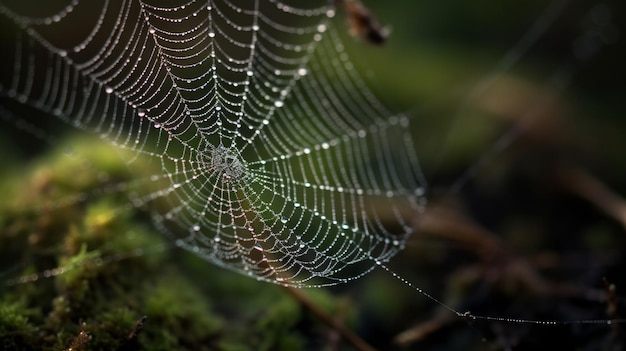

left=193, top=225, right=200, bottom=231
left=104, top=86, right=114, bottom=94
left=274, top=100, right=284, bottom=108
left=208, top=31, right=215, bottom=38
left=137, top=110, right=146, bottom=117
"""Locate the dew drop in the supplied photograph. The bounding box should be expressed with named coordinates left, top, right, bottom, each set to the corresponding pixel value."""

left=274, top=100, right=284, bottom=108
left=208, top=31, right=215, bottom=38
left=104, top=86, right=114, bottom=94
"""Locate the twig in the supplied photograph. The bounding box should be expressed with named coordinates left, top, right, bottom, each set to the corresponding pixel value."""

left=555, top=165, right=626, bottom=231
left=393, top=317, right=445, bottom=345
left=283, top=286, right=377, bottom=351
left=603, top=278, right=621, bottom=338
left=127, top=315, right=147, bottom=340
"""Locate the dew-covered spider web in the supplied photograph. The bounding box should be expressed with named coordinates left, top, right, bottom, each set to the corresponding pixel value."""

left=0, top=0, right=427, bottom=288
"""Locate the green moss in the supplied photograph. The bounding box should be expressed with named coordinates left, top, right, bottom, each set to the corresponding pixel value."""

left=0, top=136, right=359, bottom=351
left=56, top=245, right=101, bottom=294
left=142, top=270, right=223, bottom=350
left=0, top=300, right=38, bottom=351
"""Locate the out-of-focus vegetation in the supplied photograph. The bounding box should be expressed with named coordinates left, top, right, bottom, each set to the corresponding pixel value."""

left=1, top=1, right=625, bottom=350
left=1, top=137, right=351, bottom=350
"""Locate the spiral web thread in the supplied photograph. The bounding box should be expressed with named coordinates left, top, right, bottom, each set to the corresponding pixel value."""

left=0, top=0, right=427, bottom=288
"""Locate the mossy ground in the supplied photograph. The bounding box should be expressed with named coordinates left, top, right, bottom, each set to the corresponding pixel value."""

left=0, top=137, right=354, bottom=351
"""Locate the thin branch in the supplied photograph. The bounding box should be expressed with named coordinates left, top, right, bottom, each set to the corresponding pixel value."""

left=555, top=165, right=626, bottom=231
left=283, top=286, right=377, bottom=351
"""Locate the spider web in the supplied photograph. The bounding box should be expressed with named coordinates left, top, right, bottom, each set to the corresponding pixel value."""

left=0, top=0, right=427, bottom=287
